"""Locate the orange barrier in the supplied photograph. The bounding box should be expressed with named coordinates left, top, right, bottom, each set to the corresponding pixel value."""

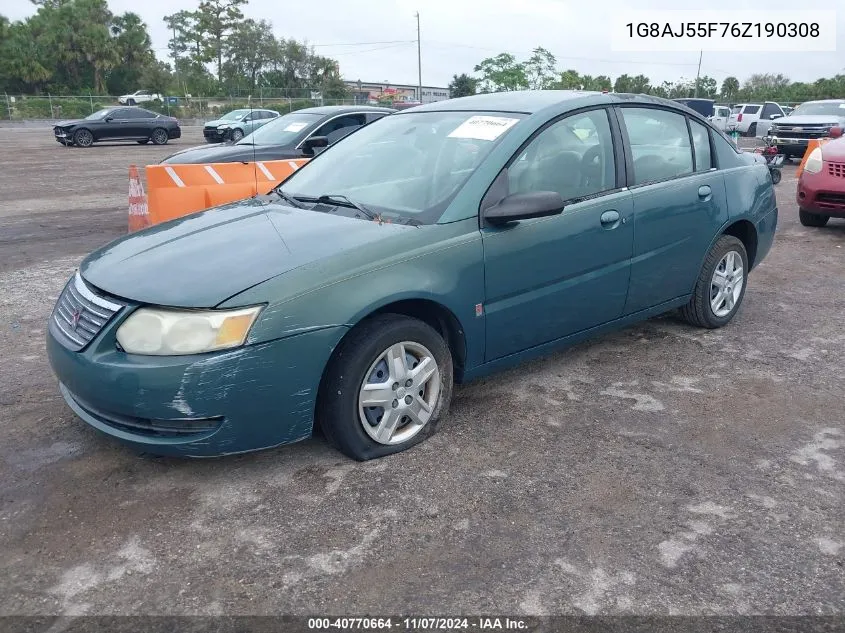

left=128, top=165, right=151, bottom=233
left=144, top=158, right=310, bottom=226
left=795, top=138, right=832, bottom=179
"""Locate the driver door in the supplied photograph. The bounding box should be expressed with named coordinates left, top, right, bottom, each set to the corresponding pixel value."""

left=481, top=108, right=634, bottom=361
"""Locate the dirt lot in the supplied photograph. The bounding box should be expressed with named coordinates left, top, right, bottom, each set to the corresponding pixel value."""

left=0, top=127, right=843, bottom=617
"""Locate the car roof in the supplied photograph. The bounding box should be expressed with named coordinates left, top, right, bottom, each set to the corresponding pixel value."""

left=403, top=90, right=712, bottom=118
left=801, top=99, right=845, bottom=104
left=294, top=105, right=396, bottom=115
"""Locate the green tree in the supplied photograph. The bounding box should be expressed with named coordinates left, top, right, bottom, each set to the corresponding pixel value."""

left=108, top=13, right=155, bottom=94
left=522, top=46, right=557, bottom=90
left=195, top=0, right=248, bottom=84
left=613, top=74, right=634, bottom=93
left=448, top=73, right=478, bottom=98
left=554, top=69, right=581, bottom=89
left=223, top=18, right=274, bottom=91
left=720, top=76, right=739, bottom=101
left=141, top=60, right=174, bottom=96
left=474, top=53, right=527, bottom=92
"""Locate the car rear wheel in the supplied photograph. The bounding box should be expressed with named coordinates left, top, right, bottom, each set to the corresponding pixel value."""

left=799, top=209, right=830, bottom=227
left=770, top=168, right=782, bottom=184
left=681, top=235, right=748, bottom=329
left=231, top=128, right=244, bottom=142
left=73, top=129, right=94, bottom=148
left=316, top=314, right=454, bottom=461
left=747, top=123, right=757, bottom=137
left=150, top=128, right=169, bottom=145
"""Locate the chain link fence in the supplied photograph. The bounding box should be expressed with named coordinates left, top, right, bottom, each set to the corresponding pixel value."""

left=1, top=93, right=359, bottom=122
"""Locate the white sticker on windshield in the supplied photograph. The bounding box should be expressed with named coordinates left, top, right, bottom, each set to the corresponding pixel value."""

left=283, top=122, right=309, bottom=132
left=448, top=116, right=520, bottom=141
left=839, top=104, right=845, bottom=109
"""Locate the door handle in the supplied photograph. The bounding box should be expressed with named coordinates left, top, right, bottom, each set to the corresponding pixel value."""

left=600, top=210, right=620, bottom=228
left=698, top=185, right=712, bottom=200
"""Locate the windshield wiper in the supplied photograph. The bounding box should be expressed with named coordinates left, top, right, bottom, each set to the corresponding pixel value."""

left=273, top=189, right=306, bottom=208
left=313, top=194, right=378, bottom=220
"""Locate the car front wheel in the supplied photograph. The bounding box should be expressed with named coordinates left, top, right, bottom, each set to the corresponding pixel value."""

left=73, top=129, right=94, bottom=148
left=681, top=235, right=749, bottom=329
left=799, top=209, right=830, bottom=227
left=231, top=128, right=244, bottom=142
left=316, top=314, right=454, bottom=461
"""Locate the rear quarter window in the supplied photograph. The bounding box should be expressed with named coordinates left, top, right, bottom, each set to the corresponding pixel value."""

left=744, top=105, right=761, bottom=114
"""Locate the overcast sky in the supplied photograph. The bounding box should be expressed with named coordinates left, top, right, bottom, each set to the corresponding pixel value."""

left=5, top=0, right=843, bottom=89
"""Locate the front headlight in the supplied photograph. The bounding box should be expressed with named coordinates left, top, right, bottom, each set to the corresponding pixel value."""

left=217, top=124, right=230, bottom=130
left=116, top=306, right=262, bottom=356
left=803, top=147, right=823, bottom=174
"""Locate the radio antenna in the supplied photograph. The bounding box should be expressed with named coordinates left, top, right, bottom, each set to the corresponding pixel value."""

left=250, top=97, right=258, bottom=199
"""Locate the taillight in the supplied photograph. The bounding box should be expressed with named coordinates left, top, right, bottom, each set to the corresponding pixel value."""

left=737, top=113, right=743, bottom=122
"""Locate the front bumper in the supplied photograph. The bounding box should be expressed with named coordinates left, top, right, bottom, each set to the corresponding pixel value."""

left=169, top=127, right=182, bottom=139
left=797, top=167, right=845, bottom=218
left=47, top=315, right=348, bottom=457
left=203, top=128, right=227, bottom=142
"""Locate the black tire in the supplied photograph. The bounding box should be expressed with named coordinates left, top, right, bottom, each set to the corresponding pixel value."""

left=747, top=123, right=757, bottom=137
left=72, top=128, right=94, bottom=148
left=231, top=128, right=244, bottom=142
left=770, top=168, right=782, bottom=184
left=150, top=128, right=168, bottom=145
left=127, top=98, right=136, bottom=106
left=136, top=139, right=149, bottom=144
left=681, top=235, right=749, bottom=329
left=799, top=209, right=830, bottom=227
left=316, top=313, right=454, bottom=461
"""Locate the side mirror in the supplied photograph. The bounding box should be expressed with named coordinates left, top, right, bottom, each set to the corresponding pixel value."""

left=104, top=117, right=114, bottom=122
left=301, top=135, right=329, bottom=155
left=484, top=191, right=565, bottom=225
left=829, top=126, right=843, bottom=139
left=771, top=114, right=782, bottom=120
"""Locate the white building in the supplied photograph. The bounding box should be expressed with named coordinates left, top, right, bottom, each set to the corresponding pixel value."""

left=344, top=80, right=450, bottom=105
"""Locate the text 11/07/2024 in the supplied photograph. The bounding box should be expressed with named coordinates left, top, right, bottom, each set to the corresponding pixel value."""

left=610, top=10, right=836, bottom=52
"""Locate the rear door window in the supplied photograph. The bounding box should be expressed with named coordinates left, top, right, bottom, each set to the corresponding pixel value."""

left=620, top=107, right=693, bottom=185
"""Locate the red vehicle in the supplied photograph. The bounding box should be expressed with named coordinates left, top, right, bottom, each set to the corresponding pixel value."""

left=797, top=127, right=845, bottom=227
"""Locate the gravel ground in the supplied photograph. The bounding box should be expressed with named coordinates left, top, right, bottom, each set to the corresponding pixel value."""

left=0, top=128, right=843, bottom=617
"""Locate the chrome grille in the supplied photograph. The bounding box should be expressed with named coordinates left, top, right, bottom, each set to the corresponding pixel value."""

left=828, top=162, right=845, bottom=178
left=50, top=272, right=123, bottom=351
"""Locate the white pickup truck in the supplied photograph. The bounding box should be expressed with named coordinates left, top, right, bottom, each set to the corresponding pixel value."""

left=727, top=102, right=785, bottom=137
left=117, top=90, right=162, bottom=106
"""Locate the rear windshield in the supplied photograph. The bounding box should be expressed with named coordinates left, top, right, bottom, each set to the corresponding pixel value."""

left=731, top=106, right=743, bottom=114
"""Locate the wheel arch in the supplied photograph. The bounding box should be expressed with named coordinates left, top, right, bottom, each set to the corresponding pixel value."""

left=721, top=219, right=759, bottom=269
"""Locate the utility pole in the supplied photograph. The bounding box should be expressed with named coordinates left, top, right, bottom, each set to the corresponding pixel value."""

left=415, top=11, right=422, bottom=102
left=694, top=50, right=703, bottom=98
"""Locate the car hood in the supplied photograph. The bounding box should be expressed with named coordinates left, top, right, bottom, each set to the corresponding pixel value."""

left=55, top=119, right=86, bottom=127
left=772, top=115, right=845, bottom=126
left=821, top=137, right=845, bottom=161
left=79, top=198, right=414, bottom=308
left=204, top=118, right=237, bottom=128
left=160, top=143, right=299, bottom=164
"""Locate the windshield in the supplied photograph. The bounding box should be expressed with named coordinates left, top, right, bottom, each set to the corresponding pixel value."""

left=237, top=111, right=321, bottom=146
left=85, top=109, right=112, bottom=121
left=792, top=102, right=845, bottom=117
left=277, top=110, right=527, bottom=224
left=221, top=110, right=249, bottom=121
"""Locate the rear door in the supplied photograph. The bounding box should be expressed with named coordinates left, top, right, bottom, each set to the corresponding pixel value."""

left=618, top=106, right=728, bottom=314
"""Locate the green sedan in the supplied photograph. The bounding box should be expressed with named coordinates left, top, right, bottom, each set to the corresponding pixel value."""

left=46, top=91, right=778, bottom=460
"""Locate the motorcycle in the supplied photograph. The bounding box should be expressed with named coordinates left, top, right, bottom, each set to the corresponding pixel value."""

left=753, top=138, right=785, bottom=184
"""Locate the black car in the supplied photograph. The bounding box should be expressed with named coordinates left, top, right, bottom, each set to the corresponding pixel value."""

left=160, top=105, right=394, bottom=164
left=54, top=106, right=181, bottom=148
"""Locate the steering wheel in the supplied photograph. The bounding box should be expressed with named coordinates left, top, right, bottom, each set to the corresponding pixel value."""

left=580, top=144, right=604, bottom=190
